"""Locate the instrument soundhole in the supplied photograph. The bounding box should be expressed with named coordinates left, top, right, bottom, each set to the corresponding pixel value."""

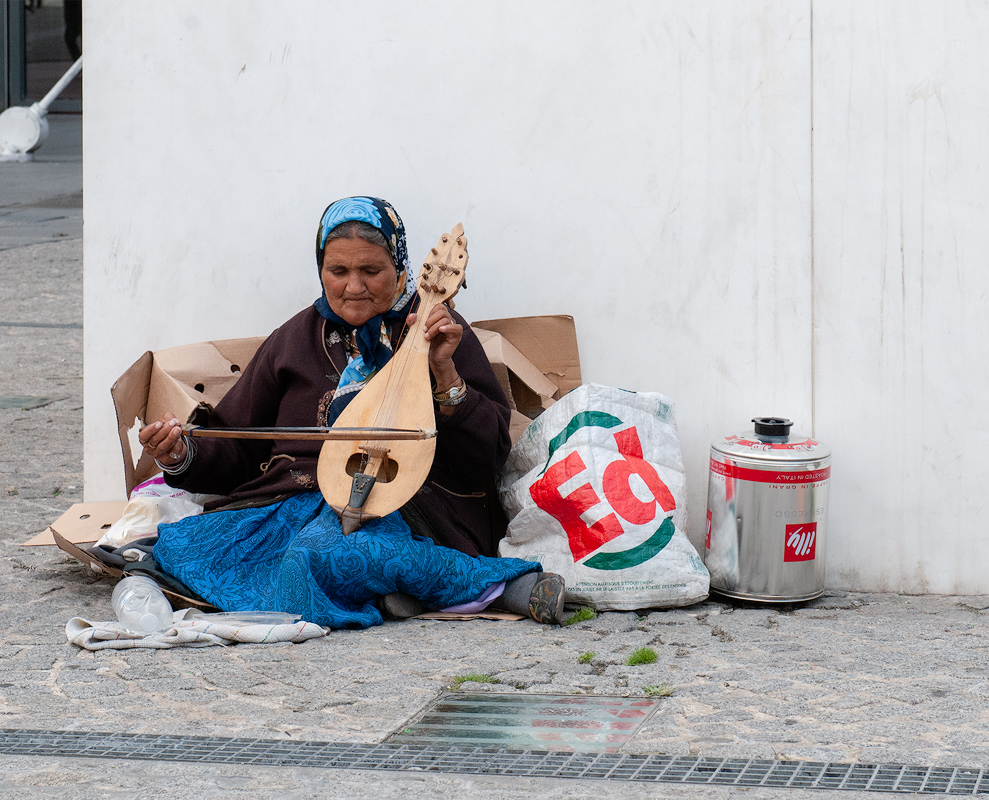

left=345, top=452, right=398, bottom=483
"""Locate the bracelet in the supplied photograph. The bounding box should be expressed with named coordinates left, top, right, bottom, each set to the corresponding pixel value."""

left=156, top=437, right=196, bottom=474
left=432, top=377, right=466, bottom=403
left=436, top=387, right=469, bottom=407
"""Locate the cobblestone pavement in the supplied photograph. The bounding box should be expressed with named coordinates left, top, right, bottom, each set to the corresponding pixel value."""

left=1, top=116, right=988, bottom=799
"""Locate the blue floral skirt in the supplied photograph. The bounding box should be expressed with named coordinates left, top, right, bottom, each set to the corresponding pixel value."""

left=153, top=492, right=539, bottom=629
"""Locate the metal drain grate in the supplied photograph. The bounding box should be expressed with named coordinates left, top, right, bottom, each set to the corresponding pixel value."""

left=390, top=692, right=658, bottom=752
left=2, top=729, right=988, bottom=793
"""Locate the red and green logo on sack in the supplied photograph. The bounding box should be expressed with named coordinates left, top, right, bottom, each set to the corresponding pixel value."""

left=529, top=411, right=676, bottom=571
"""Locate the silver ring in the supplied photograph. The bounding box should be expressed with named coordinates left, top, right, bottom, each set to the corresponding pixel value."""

left=171, top=452, right=181, bottom=460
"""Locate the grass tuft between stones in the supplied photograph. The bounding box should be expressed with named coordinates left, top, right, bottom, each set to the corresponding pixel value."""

left=450, top=673, right=499, bottom=690
left=562, top=607, right=596, bottom=626
left=625, top=647, right=658, bottom=666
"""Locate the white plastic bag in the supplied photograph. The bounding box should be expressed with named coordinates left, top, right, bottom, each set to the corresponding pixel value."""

left=128, top=474, right=220, bottom=507
left=95, top=475, right=221, bottom=549
left=498, top=383, right=709, bottom=610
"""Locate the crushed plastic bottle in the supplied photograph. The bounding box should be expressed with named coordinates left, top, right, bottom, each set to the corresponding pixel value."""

left=111, top=575, right=173, bottom=633
left=197, top=610, right=302, bottom=625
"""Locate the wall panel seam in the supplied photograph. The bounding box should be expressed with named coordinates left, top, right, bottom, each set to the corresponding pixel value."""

left=809, top=0, right=817, bottom=436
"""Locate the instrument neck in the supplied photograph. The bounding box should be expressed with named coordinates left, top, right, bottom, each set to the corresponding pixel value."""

left=400, top=290, right=445, bottom=359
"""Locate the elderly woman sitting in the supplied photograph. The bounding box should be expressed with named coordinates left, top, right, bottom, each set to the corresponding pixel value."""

left=139, top=196, right=564, bottom=629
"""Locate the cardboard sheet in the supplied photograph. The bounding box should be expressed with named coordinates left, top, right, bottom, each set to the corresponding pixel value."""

left=472, top=328, right=558, bottom=411
left=415, top=611, right=524, bottom=622
left=473, top=315, right=582, bottom=398
left=50, top=529, right=123, bottom=578
left=112, top=337, right=265, bottom=494
left=474, top=316, right=581, bottom=442
left=23, top=501, right=128, bottom=546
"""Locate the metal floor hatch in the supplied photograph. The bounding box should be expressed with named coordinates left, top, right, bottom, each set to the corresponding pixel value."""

left=389, top=692, right=659, bottom=752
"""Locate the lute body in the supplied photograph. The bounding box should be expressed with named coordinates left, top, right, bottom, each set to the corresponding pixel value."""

left=317, top=223, right=469, bottom=533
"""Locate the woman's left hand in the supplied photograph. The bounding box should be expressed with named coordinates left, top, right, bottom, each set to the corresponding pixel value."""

left=410, top=304, right=463, bottom=390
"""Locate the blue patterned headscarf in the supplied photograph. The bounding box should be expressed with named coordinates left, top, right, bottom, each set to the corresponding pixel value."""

left=313, top=196, right=417, bottom=417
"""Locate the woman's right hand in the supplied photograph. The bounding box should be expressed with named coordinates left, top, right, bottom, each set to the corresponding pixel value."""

left=138, top=412, right=188, bottom=465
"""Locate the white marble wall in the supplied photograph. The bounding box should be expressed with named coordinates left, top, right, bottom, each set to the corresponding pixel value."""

left=82, top=1, right=988, bottom=592
left=813, top=2, right=989, bottom=592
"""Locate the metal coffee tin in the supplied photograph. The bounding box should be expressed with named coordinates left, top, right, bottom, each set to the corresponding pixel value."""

left=704, top=417, right=831, bottom=603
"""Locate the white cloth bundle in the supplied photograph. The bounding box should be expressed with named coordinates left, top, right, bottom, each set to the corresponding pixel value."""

left=66, top=610, right=327, bottom=650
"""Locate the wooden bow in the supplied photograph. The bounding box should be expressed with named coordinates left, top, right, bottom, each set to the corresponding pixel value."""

left=182, top=425, right=437, bottom=442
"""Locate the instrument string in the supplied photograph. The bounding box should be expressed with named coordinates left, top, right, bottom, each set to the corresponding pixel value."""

left=359, top=271, right=438, bottom=475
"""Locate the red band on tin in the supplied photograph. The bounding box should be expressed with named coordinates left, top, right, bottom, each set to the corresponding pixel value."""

left=710, top=458, right=830, bottom=484
left=724, top=435, right=821, bottom=451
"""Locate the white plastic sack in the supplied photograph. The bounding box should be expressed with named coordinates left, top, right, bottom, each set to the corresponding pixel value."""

left=128, top=474, right=220, bottom=507
left=498, top=383, right=709, bottom=610
left=95, top=475, right=221, bottom=549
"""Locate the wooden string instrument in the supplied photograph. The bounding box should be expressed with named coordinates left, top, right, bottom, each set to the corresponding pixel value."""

left=317, top=223, right=469, bottom=534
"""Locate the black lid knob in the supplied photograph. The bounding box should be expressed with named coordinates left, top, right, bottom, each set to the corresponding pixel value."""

left=752, top=417, right=793, bottom=437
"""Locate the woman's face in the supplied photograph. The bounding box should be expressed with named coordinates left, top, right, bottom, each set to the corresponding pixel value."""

left=320, top=236, right=399, bottom=326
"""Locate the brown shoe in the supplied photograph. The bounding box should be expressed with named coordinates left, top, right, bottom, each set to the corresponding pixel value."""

left=528, top=573, right=566, bottom=624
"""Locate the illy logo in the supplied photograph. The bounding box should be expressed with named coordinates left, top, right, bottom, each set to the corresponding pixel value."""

left=784, top=523, right=816, bottom=562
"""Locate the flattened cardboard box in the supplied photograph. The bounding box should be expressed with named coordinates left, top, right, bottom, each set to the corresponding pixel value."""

left=23, top=501, right=128, bottom=547
left=473, top=315, right=582, bottom=399
left=111, top=316, right=580, bottom=495
left=112, top=337, right=266, bottom=495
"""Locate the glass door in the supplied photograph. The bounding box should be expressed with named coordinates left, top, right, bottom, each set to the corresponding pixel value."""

left=24, top=0, right=81, bottom=109
left=2, top=0, right=81, bottom=111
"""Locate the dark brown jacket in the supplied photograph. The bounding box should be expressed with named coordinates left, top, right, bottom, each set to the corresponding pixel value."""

left=166, top=306, right=512, bottom=557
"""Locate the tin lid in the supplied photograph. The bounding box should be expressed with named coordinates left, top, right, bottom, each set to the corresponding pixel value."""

left=711, top=416, right=831, bottom=463
left=752, top=417, right=792, bottom=437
